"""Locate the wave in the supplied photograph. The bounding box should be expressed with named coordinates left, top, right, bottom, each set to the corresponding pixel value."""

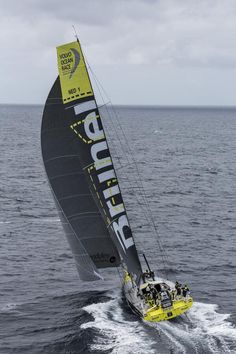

left=81, top=294, right=236, bottom=354
left=81, top=293, right=156, bottom=354
left=42, top=218, right=60, bottom=223
left=1, top=303, right=19, bottom=312
left=147, top=302, right=236, bottom=354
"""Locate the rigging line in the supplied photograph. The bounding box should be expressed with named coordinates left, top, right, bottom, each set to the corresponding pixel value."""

left=87, top=66, right=158, bottom=223
left=84, top=60, right=150, bottom=228
left=72, top=24, right=78, bottom=39
left=111, top=116, right=169, bottom=276
left=106, top=106, right=165, bottom=242
left=86, top=64, right=155, bottom=229
left=95, top=97, right=155, bottom=241
left=102, top=130, right=169, bottom=272
left=87, top=72, right=161, bottom=246
left=87, top=65, right=170, bottom=276
left=98, top=102, right=111, bottom=108
left=81, top=61, right=122, bottom=169
left=99, top=100, right=170, bottom=269
left=82, top=64, right=135, bottom=192
left=84, top=53, right=169, bottom=275
left=107, top=109, right=161, bottom=229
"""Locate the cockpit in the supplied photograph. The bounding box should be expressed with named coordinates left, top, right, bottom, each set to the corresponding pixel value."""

left=139, top=281, right=173, bottom=309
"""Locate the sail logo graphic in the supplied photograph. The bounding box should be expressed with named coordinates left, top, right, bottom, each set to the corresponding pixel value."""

left=59, top=48, right=80, bottom=78
left=72, top=101, right=135, bottom=254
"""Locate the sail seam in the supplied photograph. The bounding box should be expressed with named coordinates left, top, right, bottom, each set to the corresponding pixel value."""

left=44, top=154, right=81, bottom=163
left=58, top=193, right=94, bottom=201
left=49, top=172, right=84, bottom=180
left=67, top=211, right=101, bottom=219
left=61, top=214, right=105, bottom=222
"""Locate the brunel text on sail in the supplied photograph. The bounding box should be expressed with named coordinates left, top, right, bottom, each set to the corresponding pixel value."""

left=73, top=99, right=134, bottom=254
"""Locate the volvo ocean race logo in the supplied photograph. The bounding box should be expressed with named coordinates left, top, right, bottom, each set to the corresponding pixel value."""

left=60, top=48, right=80, bottom=78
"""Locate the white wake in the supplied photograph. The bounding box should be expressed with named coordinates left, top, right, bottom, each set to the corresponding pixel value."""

left=81, top=295, right=236, bottom=354
left=81, top=294, right=156, bottom=354
left=147, top=302, right=236, bottom=354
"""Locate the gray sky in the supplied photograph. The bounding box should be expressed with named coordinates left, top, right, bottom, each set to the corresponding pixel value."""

left=1, top=0, right=236, bottom=105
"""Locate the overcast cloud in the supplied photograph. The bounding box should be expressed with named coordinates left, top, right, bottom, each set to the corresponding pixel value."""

left=0, top=0, right=236, bottom=105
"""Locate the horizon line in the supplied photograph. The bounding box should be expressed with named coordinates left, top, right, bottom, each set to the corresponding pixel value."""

left=1, top=102, right=236, bottom=109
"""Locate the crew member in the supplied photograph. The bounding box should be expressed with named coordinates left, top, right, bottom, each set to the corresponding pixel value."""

left=143, top=269, right=150, bottom=278
left=171, top=289, right=176, bottom=300
left=182, top=284, right=190, bottom=298
left=155, top=283, right=161, bottom=292
left=150, top=285, right=158, bottom=304
left=175, top=281, right=182, bottom=297
left=175, top=281, right=180, bottom=290
left=143, top=269, right=154, bottom=281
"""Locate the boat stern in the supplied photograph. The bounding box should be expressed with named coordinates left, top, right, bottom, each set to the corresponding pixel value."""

left=144, top=297, right=193, bottom=322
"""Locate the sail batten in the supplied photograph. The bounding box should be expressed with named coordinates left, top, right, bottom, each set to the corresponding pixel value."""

left=67, top=212, right=101, bottom=218
left=44, top=155, right=82, bottom=162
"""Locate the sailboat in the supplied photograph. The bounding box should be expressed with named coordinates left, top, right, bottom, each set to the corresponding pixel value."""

left=41, top=38, right=193, bottom=322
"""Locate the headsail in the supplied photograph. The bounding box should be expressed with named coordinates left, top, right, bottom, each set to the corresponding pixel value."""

left=41, top=40, right=142, bottom=282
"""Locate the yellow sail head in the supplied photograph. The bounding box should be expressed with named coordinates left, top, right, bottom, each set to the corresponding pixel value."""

left=56, top=41, right=93, bottom=104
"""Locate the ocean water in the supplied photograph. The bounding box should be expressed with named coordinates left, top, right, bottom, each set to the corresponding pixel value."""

left=0, top=104, right=236, bottom=353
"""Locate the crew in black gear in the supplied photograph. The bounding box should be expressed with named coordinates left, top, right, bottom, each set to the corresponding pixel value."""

left=175, top=281, right=182, bottom=296
left=182, top=284, right=190, bottom=298
left=150, top=286, right=158, bottom=304
left=143, top=270, right=154, bottom=281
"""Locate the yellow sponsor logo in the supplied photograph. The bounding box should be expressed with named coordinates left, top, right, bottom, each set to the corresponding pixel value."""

left=56, top=41, right=93, bottom=104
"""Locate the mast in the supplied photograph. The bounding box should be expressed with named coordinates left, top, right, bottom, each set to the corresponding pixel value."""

left=143, top=254, right=155, bottom=281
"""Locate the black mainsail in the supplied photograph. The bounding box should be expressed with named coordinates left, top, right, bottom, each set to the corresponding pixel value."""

left=41, top=40, right=142, bottom=282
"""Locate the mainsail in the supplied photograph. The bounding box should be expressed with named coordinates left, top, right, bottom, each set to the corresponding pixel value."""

left=41, top=40, right=142, bottom=282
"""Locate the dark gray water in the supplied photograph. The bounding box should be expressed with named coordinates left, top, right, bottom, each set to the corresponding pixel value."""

left=0, top=104, right=236, bottom=353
